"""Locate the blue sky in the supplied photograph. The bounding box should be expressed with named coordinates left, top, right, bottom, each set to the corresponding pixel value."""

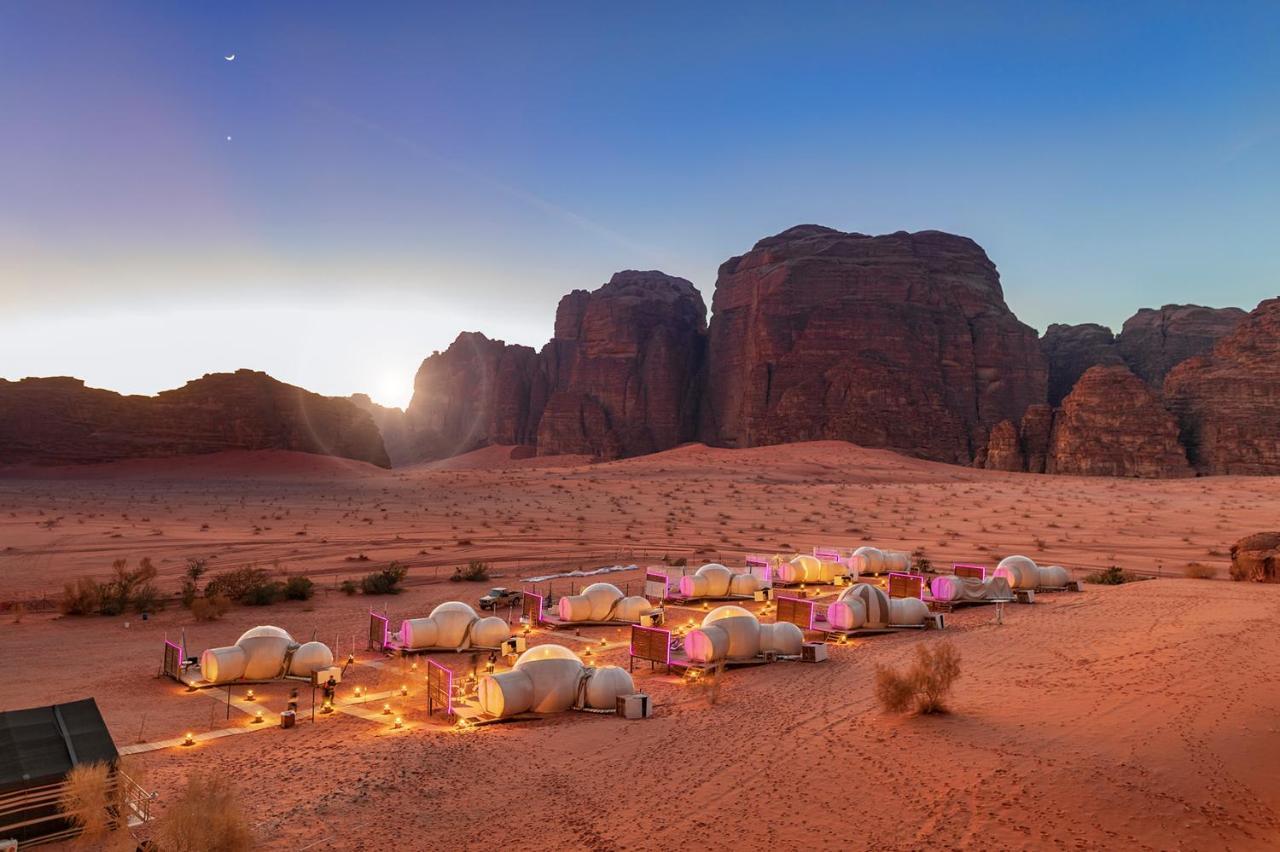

left=2, top=2, right=1277, bottom=407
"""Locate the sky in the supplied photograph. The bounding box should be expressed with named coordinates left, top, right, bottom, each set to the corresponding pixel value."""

left=2, top=2, right=1278, bottom=409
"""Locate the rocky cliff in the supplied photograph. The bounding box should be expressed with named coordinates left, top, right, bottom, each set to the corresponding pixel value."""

left=1041, top=323, right=1124, bottom=406
left=537, top=271, right=706, bottom=458
left=1118, top=304, right=1247, bottom=386
left=0, top=371, right=390, bottom=467
left=1163, top=298, right=1280, bottom=475
left=699, top=226, right=1046, bottom=464
left=403, top=333, right=546, bottom=461
left=349, top=395, right=413, bottom=468
left=1045, top=366, right=1191, bottom=477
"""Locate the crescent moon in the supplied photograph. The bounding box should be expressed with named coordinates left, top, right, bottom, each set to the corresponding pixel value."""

left=224, top=54, right=236, bottom=61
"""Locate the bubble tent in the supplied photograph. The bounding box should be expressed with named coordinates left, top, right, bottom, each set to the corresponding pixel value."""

left=993, top=555, right=1079, bottom=592
left=672, top=563, right=766, bottom=601
left=370, top=601, right=512, bottom=655
left=474, top=643, right=639, bottom=720
left=627, top=604, right=815, bottom=677
left=162, top=625, right=336, bottom=688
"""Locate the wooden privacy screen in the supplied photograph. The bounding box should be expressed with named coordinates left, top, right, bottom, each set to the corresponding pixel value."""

left=953, top=563, right=987, bottom=581
left=813, top=547, right=841, bottom=563
left=775, top=595, right=815, bottom=630
left=162, top=639, right=183, bottom=681
left=887, top=573, right=924, bottom=599
left=521, top=591, right=544, bottom=625
left=644, top=570, right=670, bottom=601
left=368, top=611, right=389, bottom=651
left=629, top=625, right=671, bottom=670
left=426, top=659, right=453, bottom=717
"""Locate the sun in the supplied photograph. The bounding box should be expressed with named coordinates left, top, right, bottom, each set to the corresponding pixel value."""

left=372, top=370, right=413, bottom=410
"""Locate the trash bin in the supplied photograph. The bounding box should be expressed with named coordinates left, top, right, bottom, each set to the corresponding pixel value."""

left=280, top=710, right=296, bottom=729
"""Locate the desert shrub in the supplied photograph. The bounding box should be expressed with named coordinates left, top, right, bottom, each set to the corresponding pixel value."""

left=181, top=558, right=208, bottom=608
left=875, top=641, right=961, bottom=715
left=60, top=577, right=104, bottom=615
left=284, top=576, right=314, bottom=600
left=1184, top=562, right=1216, bottom=580
left=1085, top=565, right=1140, bottom=585
left=241, top=581, right=285, bottom=606
left=205, top=566, right=281, bottom=605
left=449, top=560, right=489, bottom=583
left=151, top=768, right=254, bottom=852
left=131, top=582, right=164, bottom=614
left=361, top=562, right=408, bottom=595
left=339, top=579, right=358, bottom=596
left=191, top=594, right=231, bottom=621
left=671, top=557, right=687, bottom=567
left=94, top=558, right=159, bottom=615
left=912, top=548, right=932, bottom=574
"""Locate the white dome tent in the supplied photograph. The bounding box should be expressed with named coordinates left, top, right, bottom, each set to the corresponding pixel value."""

left=555, top=583, right=654, bottom=624
left=676, top=563, right=764, bottom=600
left=775, top=554, right=844, bottom=585
left=928, top=574, right=1015, bottom=605
left=396, top=601, right=511, bottom=652
left=683, top=605, right=805, bottom=665
left=476, top=644, right=637, bottom=719
left=850, top=547, right=911, bottom=577
left=821, top=583, right=932, bottom=634
left=994, top=556, right=1077, bottom=591
left=197, top=626, right=334, bottom=686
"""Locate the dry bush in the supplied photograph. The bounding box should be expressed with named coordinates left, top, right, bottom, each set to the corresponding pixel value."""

left=875, top=641, right=962, bottom=715
left=151, top=768, right=253, bottom=852
left=1184, top=562, right=1216, bottom=580
left=57, top=761, right=132, bottom=849
left=60, top=577, right=104, bottom=615
left=191, top=593, right=231, bottom=621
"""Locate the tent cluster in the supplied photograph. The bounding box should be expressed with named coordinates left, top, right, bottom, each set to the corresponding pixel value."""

left=677, top=563, right=764, bottom=598
left=994, top=555, right=1071, bottom=590
left=685, top=605, right=805, bottom=663
left=478, top=644, right=636, bottom=719
left=825, top=583, right=930, bottom=630
left=200, top=626, right=334, bottom=685
left=399, top=602, right=510, bottom=651
left=557, top=582, right=653, bottom=623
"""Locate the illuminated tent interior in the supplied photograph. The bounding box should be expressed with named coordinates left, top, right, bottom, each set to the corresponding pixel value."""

left=399, top=601, right=510, bottom=650
left=477, top=644, right=636, bottom=718
left=684, top=605, right=805, bottom=663
left=199, top=626, right=334, bottom=685
left=775, top=554, right=843, bottom=584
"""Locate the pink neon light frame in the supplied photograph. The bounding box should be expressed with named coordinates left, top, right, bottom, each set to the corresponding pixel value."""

left=426, top=658, right=453, bottom=717
left=369, top=610, right=390, bottom=649
left=952, top=562, right=988, bottom=580
left=776, top=595, right=817, bottom=629
left=887, top=572, right=926, bottom=599
left=629, top=625, right=672, bottom=665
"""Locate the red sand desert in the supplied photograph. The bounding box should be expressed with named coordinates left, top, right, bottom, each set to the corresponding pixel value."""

left=3, top=442, right=1280, bottom=850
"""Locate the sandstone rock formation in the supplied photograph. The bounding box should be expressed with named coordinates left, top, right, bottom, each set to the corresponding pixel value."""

left=0, top=371, right=390, bottom=467
left=700, top=226, right=1046, bottom=464
left=1164, top=298, right=1280, bottom=475
left=1045, top=366, right=1191, bottom=478
left=537, top=271, right=706, bottom=458
left=1041, top=323, right=1124, bottom=406
left=1229, top=532, right=1280, bottom=583
left=981, top=403, right=1053, bottom=474
left=1019, top=404, right=1054, bottom=474
left=1117, top=304, right=1247, bottom=386
left=349, top=395, right=413, bottom=467
left=981, top=420, right=1024, bottom=472
left=403, top=333, right=546, bottom=461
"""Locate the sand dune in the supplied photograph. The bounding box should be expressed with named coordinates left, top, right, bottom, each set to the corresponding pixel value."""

left=2, top=441, right=1279, bottom=849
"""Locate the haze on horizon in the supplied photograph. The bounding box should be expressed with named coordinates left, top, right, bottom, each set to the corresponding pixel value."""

left=2, top=2, right=1278, bottom=409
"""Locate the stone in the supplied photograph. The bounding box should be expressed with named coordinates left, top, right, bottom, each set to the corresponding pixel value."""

left=0, top=371, right=390, bottom=467
left=1041, top=323, right=1124, bottom=406
left=537, top=270, right=706, bottom=458
left=1117, top=304, right=1246, bottom=386
left=1045, top=365, right=1191, bottom=478
left=1163, top=298, right=1280, bottom=474
left=700, top=225, right=1046, bottom=464
left=1229, top=532, right=1280, bottom=582
left=349, top=395, right=413, bottom=468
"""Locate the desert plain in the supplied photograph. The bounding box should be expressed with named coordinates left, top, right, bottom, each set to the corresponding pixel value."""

left=2, top=440, right=1279, bottom=851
